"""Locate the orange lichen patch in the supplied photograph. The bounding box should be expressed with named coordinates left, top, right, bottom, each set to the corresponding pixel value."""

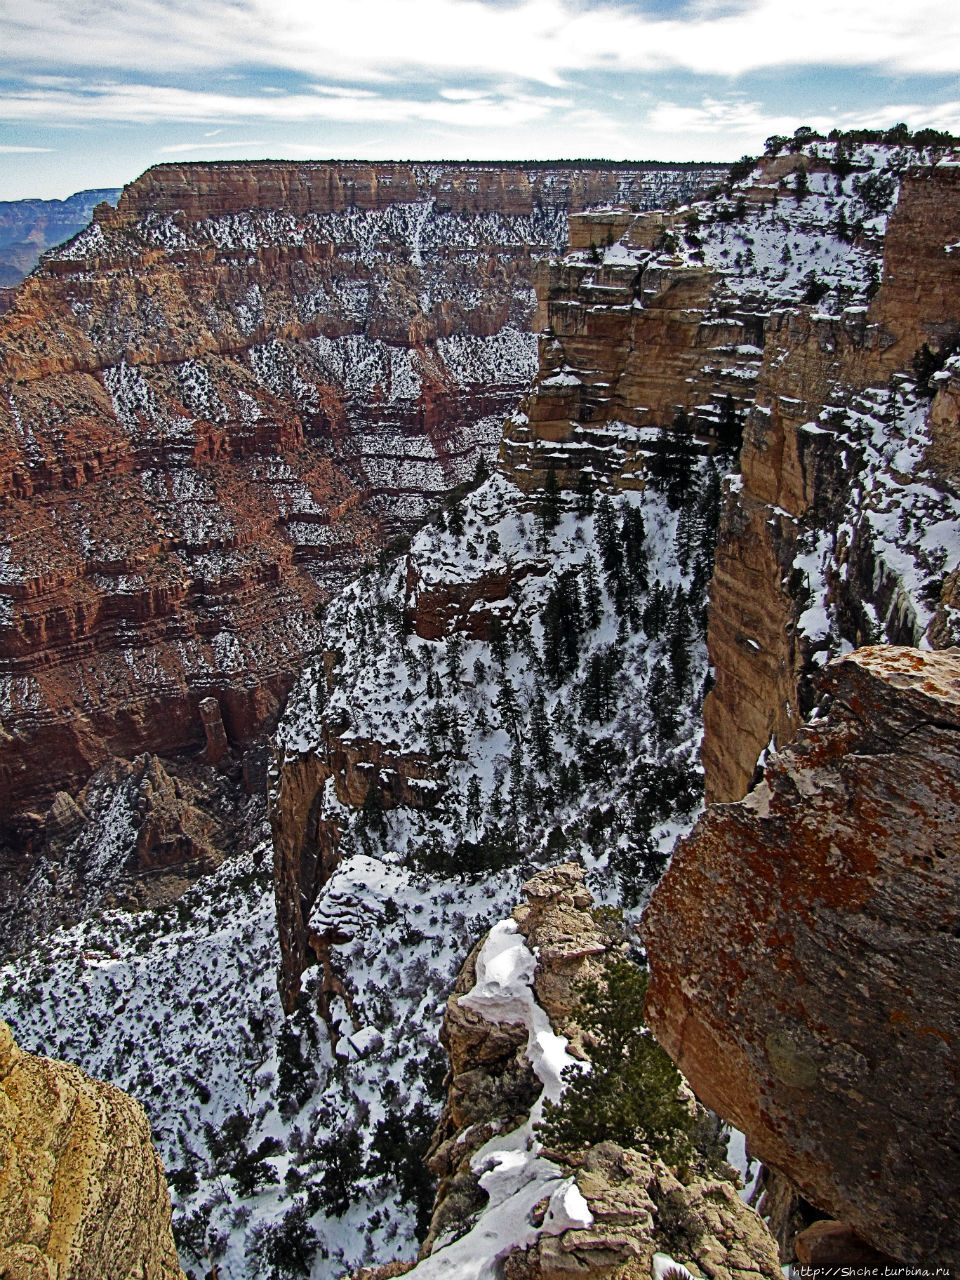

left=889, top=1008, right=953, bottom=1044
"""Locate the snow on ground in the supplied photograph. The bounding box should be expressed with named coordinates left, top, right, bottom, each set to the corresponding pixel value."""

left=402, top=919, right=591, bottom=1280
left=277, top=462, right=718, bottom=916
left=0, top=839, right=528, bottom=1279
left=0, top=453, right=718, bottom=1278
left=790, top=381, right=960, bottom=657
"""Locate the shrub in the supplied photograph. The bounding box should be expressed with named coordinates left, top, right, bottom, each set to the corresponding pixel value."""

left=801, top=272, right=830, bottom=306
left=537, top=956, right=693, bottom=1165
left=912, top=335, right=960, bottom=396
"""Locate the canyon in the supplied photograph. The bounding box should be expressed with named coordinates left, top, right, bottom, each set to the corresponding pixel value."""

left=0, top=159, right=722, bottom=867
left=1, top=131, right=958, bottom=1279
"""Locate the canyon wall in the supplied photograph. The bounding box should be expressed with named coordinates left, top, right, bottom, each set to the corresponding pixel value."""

left=702, top=165, right=960, bottom=802
left=643, top=646, right=960, bottom=1265
left=0, top=159, right=722, bottom=846
left=0, top=1016, right=185, bottom=1278
left=495, top=149, right=960, bottom=805
left=270, top=141, right=935, bottom=1015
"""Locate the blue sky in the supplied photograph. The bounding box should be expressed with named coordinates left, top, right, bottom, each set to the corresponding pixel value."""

left=1, top=0, right=959, bottom=200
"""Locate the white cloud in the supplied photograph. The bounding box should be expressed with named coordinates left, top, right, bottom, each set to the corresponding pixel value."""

left=159, top=139, right=269, bottom=153
left=0, top=144, right=55, bottom=153
left=0, top=81, right=569, bottom=130
left=2, top=0, right=960, bottom=86
left=640, top=95, right=960, bottom=161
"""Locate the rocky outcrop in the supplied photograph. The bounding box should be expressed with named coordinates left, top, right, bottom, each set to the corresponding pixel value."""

left=500, top=237, right=756, bottom=492
left=0, top=189, right=120, bottom=289
left=0, top=160, right=721, bottom=843
left=271, top=710, right=442, bottom=1012
left=0, top=751, right=257, bottom=955
left=411, top=864, right=782, bottom=1280
left=643, top=646, right=960, bottom=1265
left=0, top=1017, right=185, bottom=1278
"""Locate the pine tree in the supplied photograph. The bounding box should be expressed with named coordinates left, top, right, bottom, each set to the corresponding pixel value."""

left=575, top=470, right=595, bottom=516
left=581, top=646, right=618, bottom=723
left=447, top=501, right=465, bottom=538
left=537, top=957, right=693, bottom=1162
left=642, top=580, right=669, bottom=639
left=508, top=739, right=526, bottom=813
left=794, top=163, right=809, bottom=201
left=496, top=678, right=521, bottom=739
left=583, top=555, right=603, bottom=630
left=648, top=416, right=697, bottom=511
left=529, top=688, right=555, bottom=772
left=541, top=570, right=583, bottom=686
left=465, top=776, right=482, bottom=832
left=620, top=507, right=647, bottom=591
left=489, top=616, right=509, bottom=669
left=446, top=635, right=463, bottom=683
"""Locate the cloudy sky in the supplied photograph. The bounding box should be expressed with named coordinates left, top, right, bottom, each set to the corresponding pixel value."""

left=1, top=0, right=959, bottom=201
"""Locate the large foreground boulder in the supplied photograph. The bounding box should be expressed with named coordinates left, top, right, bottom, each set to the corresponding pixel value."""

left=0, top=1018, right=185, bottom=1279
left=643, top=646, right=960, bottom=1265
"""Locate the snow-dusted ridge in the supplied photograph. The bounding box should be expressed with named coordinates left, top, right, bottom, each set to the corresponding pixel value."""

left=402, top=919, right=592, bottom=1280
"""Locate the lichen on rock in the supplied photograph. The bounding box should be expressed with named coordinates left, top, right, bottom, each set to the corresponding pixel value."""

left=644, top=645, right=960, bottom=1265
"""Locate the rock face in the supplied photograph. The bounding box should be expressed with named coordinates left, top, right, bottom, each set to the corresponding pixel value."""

left=0, top=1016, right=185, bottom=1278
left=490, top=145, right=960, bottom=808
left=500, top=229, right=755, bottom=492
left=642, top=646, right=960, bottom=1265
left=412, top=864, right=783, bottom=1280
left=0, top=160, right=720, bottom=843
left=0, top=751, right=257, bottom=955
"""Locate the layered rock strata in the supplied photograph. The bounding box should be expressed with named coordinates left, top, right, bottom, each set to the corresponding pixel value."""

left=270, top=141, right=906, bottom=1015
left=0, top=1017, right=185, bottom=1278
left=408, top=864, right=783, bottom=1279
left=643, top=646, right=960, bottom=1265
left=0, top=160, right=721, bottom=839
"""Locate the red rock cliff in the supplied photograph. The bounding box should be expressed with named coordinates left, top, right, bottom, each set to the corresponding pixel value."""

left=702, top=165, right=960, bottom=803
left=643, top=646, right=960, bottom=1266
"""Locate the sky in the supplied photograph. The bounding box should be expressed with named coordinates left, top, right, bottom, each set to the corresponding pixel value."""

left=1, top=0, right=959, bottom=201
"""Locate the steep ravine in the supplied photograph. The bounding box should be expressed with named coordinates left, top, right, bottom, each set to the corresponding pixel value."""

left=368, top=863, right=783, bottom=1280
